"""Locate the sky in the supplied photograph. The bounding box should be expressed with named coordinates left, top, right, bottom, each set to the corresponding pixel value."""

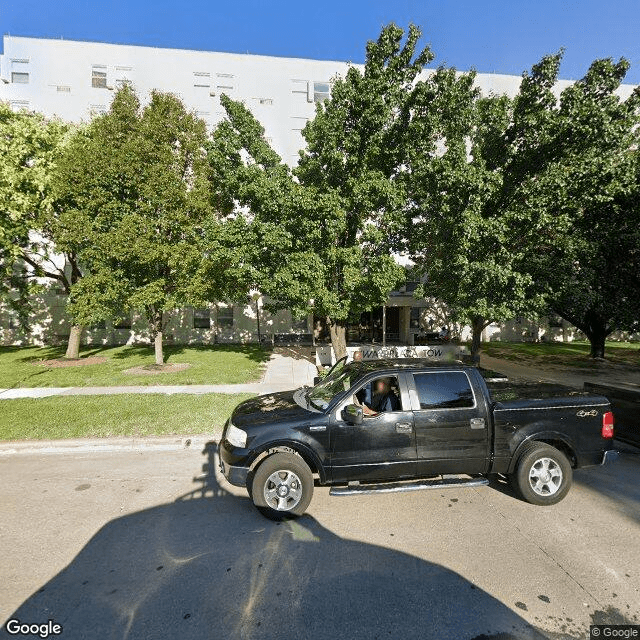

left=1, top=0, right=640, bottom=84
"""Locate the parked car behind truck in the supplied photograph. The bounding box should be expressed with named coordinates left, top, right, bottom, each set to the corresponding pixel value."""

left=219, top=359, right=617, bottom=520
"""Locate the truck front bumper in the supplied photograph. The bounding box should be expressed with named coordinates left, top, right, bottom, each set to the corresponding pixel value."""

left=219, top=444, right=251, bottom=487
left=601, top=449, right=619, bottom=465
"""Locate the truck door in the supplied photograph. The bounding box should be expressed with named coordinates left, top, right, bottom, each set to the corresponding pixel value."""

left=408, top=370, right=490, bottom=475
left=330, top=373, right=417, bottom=483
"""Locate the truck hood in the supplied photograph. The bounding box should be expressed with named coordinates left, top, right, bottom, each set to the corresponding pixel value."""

left=231, top=390, right=311, bottom=428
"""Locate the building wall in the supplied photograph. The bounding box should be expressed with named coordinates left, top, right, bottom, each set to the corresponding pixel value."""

left=0, top=289, right=312, bottom=347
left=4, top=35, right=634, bottom=168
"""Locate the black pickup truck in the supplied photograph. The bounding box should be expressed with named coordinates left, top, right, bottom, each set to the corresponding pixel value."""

left=219, top=359, right=617, bottom=520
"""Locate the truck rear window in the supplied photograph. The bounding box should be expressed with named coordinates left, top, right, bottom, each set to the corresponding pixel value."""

left=413, top=372, right=475, bottom=410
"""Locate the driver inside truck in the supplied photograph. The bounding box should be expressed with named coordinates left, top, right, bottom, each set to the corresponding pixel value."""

left=356, top=377, right=400, bottom=416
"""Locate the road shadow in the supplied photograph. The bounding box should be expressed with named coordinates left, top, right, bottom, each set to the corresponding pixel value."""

left=2, top=444, right=633, bottom=640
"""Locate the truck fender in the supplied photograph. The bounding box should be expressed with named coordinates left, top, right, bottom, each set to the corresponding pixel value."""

left=507, top=432, right=578, bottom=474
left=248, top=439, right=328, bottom=484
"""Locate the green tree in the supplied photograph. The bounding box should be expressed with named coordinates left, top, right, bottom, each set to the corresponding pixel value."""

left=406, top=77, right=544, bottom=362
left=504, top=53, right=640, bottom=358
left=209, top=24, right=434, bottom=359
left=65, top=86, right=238, bottom=365
left=0, top=103, right=83, bottom=353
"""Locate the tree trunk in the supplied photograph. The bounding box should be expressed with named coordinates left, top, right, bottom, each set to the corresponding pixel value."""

left=149, top=308, right=164, bottom=366
left=586, top=326, right=607, bottom=359
left=470, top=316, right=485, bottom=365
left=64, top=325, right=83, bottom=359
left=154, top=331, right=164, bottom=366
left=580, top=310, right=610, bottom=359
left=255, top=300, right=261, bottom=343
left=328, top=318, right=348, bottom=362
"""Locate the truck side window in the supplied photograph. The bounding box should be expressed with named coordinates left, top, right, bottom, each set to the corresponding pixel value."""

left=355, top=376, right=403, bottom=413
left=413, top=372, right=475, bottom=409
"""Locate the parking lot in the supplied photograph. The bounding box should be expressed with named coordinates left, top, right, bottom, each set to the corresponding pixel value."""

left=1, top=442, right=639, bottom=640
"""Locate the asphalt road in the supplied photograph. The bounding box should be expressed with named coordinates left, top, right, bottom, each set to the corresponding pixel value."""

left=1, top=443, right=639, bottom=640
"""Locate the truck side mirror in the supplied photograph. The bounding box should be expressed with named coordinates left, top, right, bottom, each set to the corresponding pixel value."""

left=342, top=404, right=363, bottom=425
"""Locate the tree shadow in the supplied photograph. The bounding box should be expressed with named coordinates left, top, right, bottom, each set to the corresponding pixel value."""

left=102, top=344, right=271, bottom=366
left=7, top=345, right=123, bottom=365
left=3, top=443, right=636, bottom=640
left=163, top=344, right=271, bottom=365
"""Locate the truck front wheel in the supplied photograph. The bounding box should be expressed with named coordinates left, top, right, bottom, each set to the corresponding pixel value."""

left=251, top=452, right=314, bottom=520
left=513, top=443, right=572, bottom=506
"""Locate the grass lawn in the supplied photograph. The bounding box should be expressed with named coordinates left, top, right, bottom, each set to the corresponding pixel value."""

left=482, top=341, right=640, bottom=368
left=0, top=344, right=270, bottom=388
left=0, top=393, right=254, bottom=441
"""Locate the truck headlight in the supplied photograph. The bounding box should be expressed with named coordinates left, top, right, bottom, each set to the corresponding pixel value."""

left=226, top=423, right=248, bottom=448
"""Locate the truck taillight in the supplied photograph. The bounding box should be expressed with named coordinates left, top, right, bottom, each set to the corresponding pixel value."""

left=602, top=411, right=614, bottom=439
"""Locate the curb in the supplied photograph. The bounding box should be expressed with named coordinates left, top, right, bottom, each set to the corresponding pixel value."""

left=0, top=433, right=220, bottom=456
left=0, top=384, right=291, bottom=400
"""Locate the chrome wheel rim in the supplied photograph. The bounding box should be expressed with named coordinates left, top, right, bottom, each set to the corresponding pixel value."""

left=529, top=457, right=563, bottom=496
left=264, top=470, right=303, bottom=511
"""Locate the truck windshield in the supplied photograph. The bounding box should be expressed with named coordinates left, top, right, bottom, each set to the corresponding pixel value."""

left=306, top=368, right=362, bottom=411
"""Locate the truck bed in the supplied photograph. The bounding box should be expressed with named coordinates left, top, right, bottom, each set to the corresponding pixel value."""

left=487, top=380, right=587, bottom=403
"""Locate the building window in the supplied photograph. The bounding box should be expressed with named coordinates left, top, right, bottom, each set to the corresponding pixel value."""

left=217, top=305, right=234, bottom=329
left=291, top=315, right=308, bottom=331
left=410, top=307, right=421, bottom=330
left=291, top=79, right=308, bottom=95
left=11, top=72, right=29, bottom=84
left=56, top=85, right=71, bottom=93
left=193, top=71, right=210, bottom=88
left=10, top=101, right=29, bottom=112
left=114, top=314, right=132, bottom=330
left=259, top=98, right=273, bottom=105
left=548, top=314, right=564, bottom=328
left=313, top=81, right=330, bottom=102
left=193, top=308, right=211, bottom=329
left=92, top=66, right=107, bottom=88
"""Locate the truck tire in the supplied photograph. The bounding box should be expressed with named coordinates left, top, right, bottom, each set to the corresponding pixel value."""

left=514, top=442, right=572, bottom=506
left=251, top=452, right=314, bottom=520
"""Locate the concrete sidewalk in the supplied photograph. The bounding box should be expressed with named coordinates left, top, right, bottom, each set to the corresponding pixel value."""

left=0, top=352, right=317, bottom=400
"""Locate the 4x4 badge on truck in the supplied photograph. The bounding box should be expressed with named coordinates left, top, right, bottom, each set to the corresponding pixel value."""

left=576, top=409, right=598, bottom=417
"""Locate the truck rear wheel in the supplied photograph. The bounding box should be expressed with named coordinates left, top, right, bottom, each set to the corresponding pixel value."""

left=514, top=443, right=572, bottom=506
left=251, top=452, right=313, bottom=521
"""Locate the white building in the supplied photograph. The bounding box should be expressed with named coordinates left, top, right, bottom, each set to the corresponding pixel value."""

left=1, top=36, right=636, bottom=347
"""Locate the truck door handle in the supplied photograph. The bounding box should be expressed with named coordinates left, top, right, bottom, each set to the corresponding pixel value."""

left=470, top=418, right=486, bottom=429
left=395, top=422, right=413, bottom=433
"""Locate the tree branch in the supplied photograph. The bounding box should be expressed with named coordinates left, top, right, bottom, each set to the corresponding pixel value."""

left=20, top=254, right=69, bottom=289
